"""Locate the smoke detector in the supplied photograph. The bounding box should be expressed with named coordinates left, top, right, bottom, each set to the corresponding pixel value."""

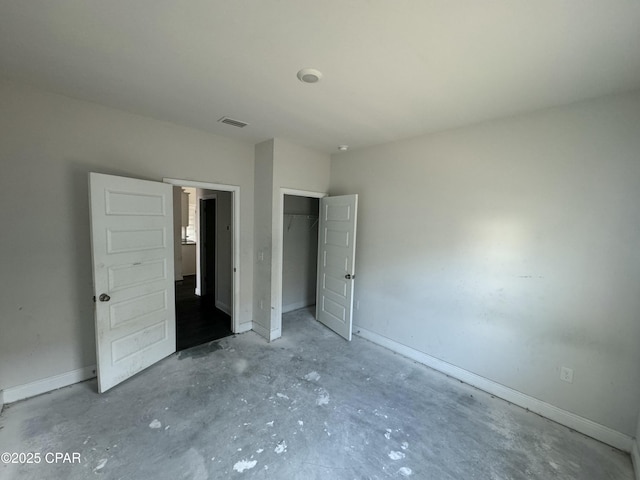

left=297, top=68, right=323, bottom=84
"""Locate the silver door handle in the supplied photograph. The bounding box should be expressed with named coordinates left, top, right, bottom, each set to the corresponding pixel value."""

left=345, top=274, right=356, bottom=280
left=99, top=293, right=111, bottom=302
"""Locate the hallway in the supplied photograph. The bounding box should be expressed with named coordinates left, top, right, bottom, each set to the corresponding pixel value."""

left=175, top=275, right=232, bottom=350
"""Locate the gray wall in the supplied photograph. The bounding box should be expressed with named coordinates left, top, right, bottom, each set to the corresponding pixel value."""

left=0, top=80, right=255, bottom=391
left=282, top=196, right=319, bottom=313
left=329, top=91, right=640, bottom=436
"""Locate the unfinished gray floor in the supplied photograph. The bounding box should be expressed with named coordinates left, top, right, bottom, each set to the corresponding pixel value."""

left=0, top=308, right=634, bottom=479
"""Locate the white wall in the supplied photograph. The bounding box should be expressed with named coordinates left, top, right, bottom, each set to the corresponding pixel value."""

left=270, top=139, right=330, bottom=337
left=181, top=244, right=197, bottom=276
left=252, top=138, right=330, bottom=339
left=330, top=91, right=640, bottom=437
left=0, top=80, right=255, bottom=392
left=253, top=140, right=275, bottom=338
left=282, top=196, right=319, bottom=313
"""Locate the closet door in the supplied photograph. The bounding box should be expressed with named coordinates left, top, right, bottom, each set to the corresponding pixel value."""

left=316, top=195, right=358, bottom=341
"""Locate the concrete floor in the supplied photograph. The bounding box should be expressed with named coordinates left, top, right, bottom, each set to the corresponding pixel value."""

left=0, top=308, right=634, bottom=479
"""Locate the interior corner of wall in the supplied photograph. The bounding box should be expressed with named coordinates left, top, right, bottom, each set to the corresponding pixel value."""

left=252, top=320, right=270, bottom=341
left=632, top=437, right=640, bottom=480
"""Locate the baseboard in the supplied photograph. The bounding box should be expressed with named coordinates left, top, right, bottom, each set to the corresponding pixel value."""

left=235, top=321, right=253, bottom=334
left=354, top=325, right=633, bottom=452
left=282, top=299, right=315, bottom=314
left=3, top=365, right=97, bottom=404
left=195, top=287, right=201, bottom=296
left=252, top=321, right=270, bottom=341
left=632, top=440, right=640, bottom=480
left=269, top=328, right=282, bottom=342
left=216, top=300, right=231, bottom=316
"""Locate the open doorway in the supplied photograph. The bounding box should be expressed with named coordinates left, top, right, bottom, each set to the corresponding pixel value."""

left=282, top=194, right=320, bottom=314
left=273, top=189, right=358, bottom=342
left=168, top=181, right=237, bottom=351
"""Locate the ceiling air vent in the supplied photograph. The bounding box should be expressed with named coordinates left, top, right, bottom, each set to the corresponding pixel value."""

left=218, top=116, right=249, bottom=128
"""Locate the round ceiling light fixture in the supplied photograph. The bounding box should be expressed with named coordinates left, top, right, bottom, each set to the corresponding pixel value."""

left=297, top=68, right=323, bottom=84
left=338, top=145, right=349, bottom=151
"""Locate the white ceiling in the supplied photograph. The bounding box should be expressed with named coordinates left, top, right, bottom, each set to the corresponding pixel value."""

left=1, top=1, right=639, bottom=153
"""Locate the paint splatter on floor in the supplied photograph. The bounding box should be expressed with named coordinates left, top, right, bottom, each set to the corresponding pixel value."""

left=389, top=451, right=406, bottom=460
left=315, top=388, right=330, bottom=405
left=274, top=441, right=287, bottom=454
left=401, top=441, right=409, bottom=450
left=398, top=466, right=412, bottom=476
left=233, top=459, right=257, bottom=472
left=276, top=393, right=290, bottom=400
left=149, top=419, right=162, bottom=429
left=304, top=371, right=321, bottom=382
left=94, top=458, right=108, bottom=472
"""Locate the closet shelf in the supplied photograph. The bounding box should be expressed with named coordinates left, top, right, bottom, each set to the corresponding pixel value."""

left=284, top=214, right=319, bottom=231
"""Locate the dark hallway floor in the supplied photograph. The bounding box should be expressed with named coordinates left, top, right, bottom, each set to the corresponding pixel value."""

left=175, top=275, right=232, bottom=350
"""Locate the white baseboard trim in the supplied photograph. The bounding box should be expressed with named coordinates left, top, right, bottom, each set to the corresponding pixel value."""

left=195, top=287, right=201, bottom=296
left=3, top=365, right=97, bottom=404
left=354, top=325, right=633, bottom=452
left=283, top=299, right=315, bottom=314
left=235, top=321, right=253, bottom=334
left=632, top=440, right=640, bottom=480
left=216, top=300, right=231, bottom=316
left=269, top=328, right=282, bottom=342
left=252, top=321, right=270, bottom=341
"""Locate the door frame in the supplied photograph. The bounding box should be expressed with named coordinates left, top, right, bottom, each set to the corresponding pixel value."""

left=271, top=188, right=327, bottom=339
left=164, top=178, right=241, bottom=334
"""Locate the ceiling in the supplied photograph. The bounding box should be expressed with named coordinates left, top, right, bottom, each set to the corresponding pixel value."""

left=1, top=1, right=639, bottom=153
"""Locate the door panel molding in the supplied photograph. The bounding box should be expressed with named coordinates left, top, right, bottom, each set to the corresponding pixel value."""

left=316, top=194, right=358, bottom=341
left=89, top=173, right=176, bottom=392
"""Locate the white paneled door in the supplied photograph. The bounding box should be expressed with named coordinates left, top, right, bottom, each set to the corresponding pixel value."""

left=316, top=194, right=358, bottom=341
left=89, top=173, right=176, bottom=392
